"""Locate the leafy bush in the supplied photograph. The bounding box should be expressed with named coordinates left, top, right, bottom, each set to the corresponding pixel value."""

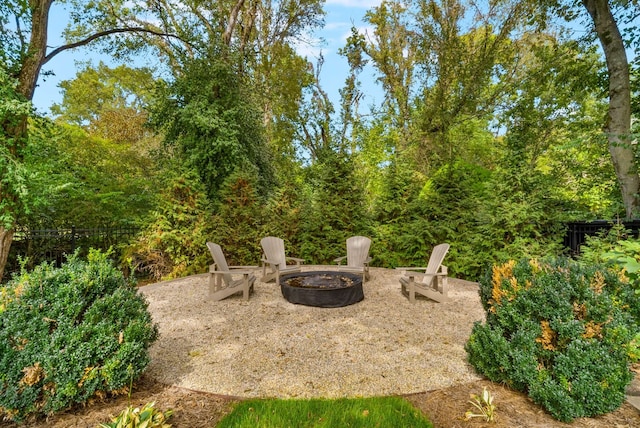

left=124, top=168, right=213, bottom=280
left=0, top=250, right=158, bottom=422
left=579, top=224, right=640, bottom=294
left=466, top=257, right=639, bottom=422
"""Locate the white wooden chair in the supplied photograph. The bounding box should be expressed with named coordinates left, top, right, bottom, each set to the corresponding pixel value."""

left=334, top=236, right=372, bottom=282
left=206, top=242, right=256, bottom=301
left=398, top=243, right=450, bottom=303
left=260, top=236, right=304, bottom=283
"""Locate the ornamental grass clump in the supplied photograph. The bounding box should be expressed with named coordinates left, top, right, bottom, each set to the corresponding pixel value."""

left=0, top=250, right=159, bottom=422
left=466, top=257, right=639, bottom=422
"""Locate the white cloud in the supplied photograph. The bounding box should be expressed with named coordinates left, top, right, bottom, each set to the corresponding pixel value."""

left=325, top=0, right=382, bottom=8
left=324, top=21, right=352, bottom=32
left=291, top=29, right=328, bottom=59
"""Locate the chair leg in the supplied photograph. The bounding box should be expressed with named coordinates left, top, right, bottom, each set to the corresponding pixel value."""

left=409, top=282, right=416, bottom=303
left=243, top=280, right=249, bottom=301
left=209, top=273, right=221, bottom=295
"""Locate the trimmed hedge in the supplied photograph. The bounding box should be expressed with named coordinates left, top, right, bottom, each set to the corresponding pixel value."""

left=466, top=257, right=639, bottom=422
left=0, top=250, right=158, bottom=422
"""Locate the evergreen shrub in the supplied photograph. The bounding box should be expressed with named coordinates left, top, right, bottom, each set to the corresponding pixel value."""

left=466, top=257, right=639, bottom=422
left=0, top=250, right=158, bottom=422
left=124, top=168, right=212, bottom=280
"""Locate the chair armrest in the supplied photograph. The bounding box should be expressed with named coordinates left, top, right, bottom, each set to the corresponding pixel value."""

left=334, top=256, right=347, bottom=265
left=212, top=268, right=255, bottom=275
left=261, top=257, right=281, bottom=266
left=286, top=257, right=305, bottom=264
left=404, top=271, right=444, bottom=279
left=403, top=266, right=448, bottom=279
left=228, top=265, right=259, bottom=270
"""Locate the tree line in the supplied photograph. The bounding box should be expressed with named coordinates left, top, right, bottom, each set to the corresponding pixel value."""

left=1, top=0, right=639, bottom=281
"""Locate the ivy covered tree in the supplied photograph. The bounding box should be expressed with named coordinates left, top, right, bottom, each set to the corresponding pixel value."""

left=149, top=51, right=275, bottom=202
left=0, top=68, right=32, bottom=281
left=0, top=0, right=324, bottom=281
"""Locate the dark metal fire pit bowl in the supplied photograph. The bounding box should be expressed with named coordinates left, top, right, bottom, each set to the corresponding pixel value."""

left=279, top=271, right=364, bottom=308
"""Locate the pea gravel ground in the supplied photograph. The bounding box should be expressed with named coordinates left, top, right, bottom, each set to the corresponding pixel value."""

left=139, top=266, right=485, bottom=399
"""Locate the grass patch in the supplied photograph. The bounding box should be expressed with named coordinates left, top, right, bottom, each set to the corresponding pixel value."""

left=216, top=396, right=433, bottom=427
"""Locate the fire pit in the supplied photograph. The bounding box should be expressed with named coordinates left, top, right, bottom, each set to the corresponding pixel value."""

left=279, top=271, right=364, bottom=308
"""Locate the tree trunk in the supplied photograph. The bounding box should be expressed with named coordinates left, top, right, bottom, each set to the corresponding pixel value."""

left=0, top=228, right=14, bottom=282
left=17, top=0, right=52, bottom=98
left=582, top=0, right=638, bottom=218
left=0, top=0, right=52, bottom=282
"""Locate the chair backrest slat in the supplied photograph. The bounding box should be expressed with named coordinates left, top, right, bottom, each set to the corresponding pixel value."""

left=346, top=236, right=371, bottom=267
left=261, top=236, right=287, bottom=266
left=425, top=243, right=450, bottom=275
left=207, top=242, right=232, bottom=284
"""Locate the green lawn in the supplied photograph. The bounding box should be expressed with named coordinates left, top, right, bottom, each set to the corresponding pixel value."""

left=216, top=396, right=433, bottom=427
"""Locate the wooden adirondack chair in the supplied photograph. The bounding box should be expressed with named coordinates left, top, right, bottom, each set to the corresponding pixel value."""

left=398, top=243, right=450, bottom=303
left=334, top=236, right=372, bottom=282
left=260, top=236, right=304, bottom=284
left=206, top=242, right=256, bottom=301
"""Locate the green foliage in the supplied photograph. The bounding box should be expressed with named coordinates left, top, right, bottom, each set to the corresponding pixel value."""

left=149, top=52, right=275, bottom=203
left=100, top=402, right=173, bottom=428
left=579, top=224, right=640, bottom=293
left=298, top=151, right=371, bottom=264
left=371, top=159, right=498, bottom=276
left=411, top=161, right=493, bottom=275
left=209, top=170, right=269, bottom=266
left=0, top=0, right=34, bottom=78
left=217, top=396, right=433, bottom=428
left=51, top=62, right=155, bottom=138
left=0, top=65, right=33, bottom=229
left=475, top=162, right=567, bottom=267
left=0, top=250, right=158, bottom=422
left=22, top=120, right=159, bottom=229
left=466, top=257, right=639, bottom=422
left=369, top=153, right=423, bottom=268
left=263, top=177, right=305, bottom=247
left=123, top=168, right=212, bottom=280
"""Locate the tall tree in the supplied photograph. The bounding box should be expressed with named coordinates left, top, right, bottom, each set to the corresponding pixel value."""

left=148, top=52, right=275, bottom=202
left=0, top=0, right=324, bottom=281
left=0, top=68, right=32, bottom=282
left=581, top=0, right=638, bottom=218
left=354, top=0, right=538, bottom=172
left=362, top=1, right=416, bottom=133
left=0, top=0, right=178, bottom=281
left=51, top=62, right=157, bottom=145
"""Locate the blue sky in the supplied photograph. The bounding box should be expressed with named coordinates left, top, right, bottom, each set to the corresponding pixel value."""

left=31, top=0, right=383, bottom=115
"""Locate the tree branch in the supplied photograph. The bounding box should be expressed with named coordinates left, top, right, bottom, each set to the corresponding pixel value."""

left=42, top=27, right=185, bottom=66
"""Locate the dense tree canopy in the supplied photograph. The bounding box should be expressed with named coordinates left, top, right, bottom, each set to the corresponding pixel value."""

left=0, top=0, right=639, bottom=282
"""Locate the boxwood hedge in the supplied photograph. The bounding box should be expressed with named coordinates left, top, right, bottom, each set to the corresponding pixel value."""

left=466, top=257, right=639, bottom=422
left=0, top=250, right=158, bottom=422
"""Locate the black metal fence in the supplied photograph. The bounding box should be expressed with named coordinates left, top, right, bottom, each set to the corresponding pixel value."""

left=564, top=220, right=640, bottom=255
left=6, top=226, right=140, bottom=276
left=5, top=221, right=640, bottom=276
